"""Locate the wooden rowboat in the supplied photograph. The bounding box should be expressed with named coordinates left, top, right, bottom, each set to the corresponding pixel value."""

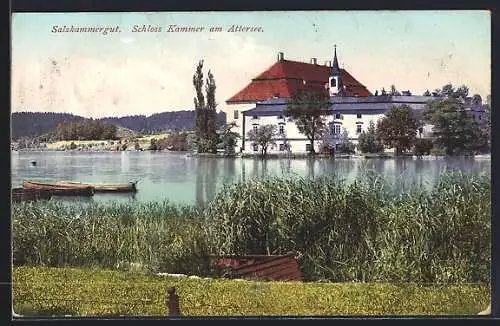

left=12, top=187, right=53, bottom=202
left=55, top=181, right=138, bottom=193
left=23, top=180, right=94, bottom=197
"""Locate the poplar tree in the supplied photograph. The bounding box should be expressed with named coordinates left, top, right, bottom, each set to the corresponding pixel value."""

left=193, top=60, right=218, bottom=153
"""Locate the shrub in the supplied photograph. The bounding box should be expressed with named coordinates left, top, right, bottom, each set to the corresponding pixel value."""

left=413, top=138, right=434, bottom=156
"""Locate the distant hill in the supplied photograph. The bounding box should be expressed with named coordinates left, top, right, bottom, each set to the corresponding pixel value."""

left=11, top=110, right=227, bottom=140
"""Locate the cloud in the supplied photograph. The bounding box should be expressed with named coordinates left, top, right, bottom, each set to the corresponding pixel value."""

left=120, top=37, right=135, bottom=44
left=11, top=34, right=274, bottom=118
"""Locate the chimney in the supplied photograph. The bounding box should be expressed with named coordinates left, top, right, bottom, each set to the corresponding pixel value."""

left=277, top=52, right=284, bottom=61
left=310, top=58, right=317, bottom=65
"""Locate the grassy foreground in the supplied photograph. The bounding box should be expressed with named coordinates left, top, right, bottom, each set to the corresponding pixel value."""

left=13, top=266, right=489, bottom=317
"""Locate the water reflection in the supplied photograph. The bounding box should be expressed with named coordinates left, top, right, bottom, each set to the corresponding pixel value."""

left=11, top=151, right=491, bottom=206
left=195, top=158, right=219, bottom=207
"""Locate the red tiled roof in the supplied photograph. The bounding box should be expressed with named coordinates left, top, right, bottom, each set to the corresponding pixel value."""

left=216, top=254, right=302, bottom=281
left=227, top=59, right=372, bottom=103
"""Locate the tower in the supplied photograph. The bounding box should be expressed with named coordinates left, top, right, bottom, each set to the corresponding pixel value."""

left=328, top=45, right=342, bottom=96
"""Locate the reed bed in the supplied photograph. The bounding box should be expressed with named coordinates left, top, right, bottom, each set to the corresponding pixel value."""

left=12, top=170, right=491, bottom=283
left=12, top=201, right=210, bottom=275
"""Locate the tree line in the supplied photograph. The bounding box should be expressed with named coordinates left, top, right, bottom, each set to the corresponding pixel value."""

left=11, top=110, right=227, bottom=141
left=49, top=120, right=119, bottom=141
left=247, top=83, right=490, bottom=157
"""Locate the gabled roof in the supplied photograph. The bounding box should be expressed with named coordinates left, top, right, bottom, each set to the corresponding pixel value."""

left=226, top=59, right=372, bottom=103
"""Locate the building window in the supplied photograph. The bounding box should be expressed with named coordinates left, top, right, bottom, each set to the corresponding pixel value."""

left=335, top=113, right=342, bottom=119
left=278, top=115, right=284, bottom=120
left=332, top=124, right=341, bottom=135
left=252, top=115, right=259, bottom=120
left=279, top=143, right=285, bottom=151
left=356, top=125, right=362, bottom=134
left=330, top=78, right=336, bottom=87
left=253, top=144, right=258, bottom=151
left=253, top=125, right=259, bottom=133
left=306, top=143, right=312, bottom=152
left=357, top=113, right=362, bottom=119
left=278, top=124, right=285, bottom=135
left=234, top=110, right=239, bottom=120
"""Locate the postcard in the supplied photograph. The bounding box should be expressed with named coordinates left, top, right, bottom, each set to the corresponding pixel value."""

left=10, top=10, right=492, bottom=318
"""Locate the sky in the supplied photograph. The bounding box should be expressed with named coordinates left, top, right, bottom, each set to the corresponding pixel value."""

left=11, top=11, right=491, bottom=118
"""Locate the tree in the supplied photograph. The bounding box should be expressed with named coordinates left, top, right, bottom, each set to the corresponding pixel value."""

left=440, top=83, right=455, bottom=97
left=472, top=94, right=482, bottom=106
left=193, top=60, right=206, bottom=153
left=423, top=90, right=431, bottom=96
left=193, top=60, right=218, bottom=153
left=205, top=70, right=219, bottom=153
left=482, top=97, right=491, bottom=141
left=390, top=84, right=401, bottom=96
left=149, top=138, right=158, bottom=151
left=435, top=83, right=469, bottom=99
left=337, top=128, right=355, bottom=154
left=423, top=98, right=483, bottom=155
left=247, top=125, right=277, bottom=157
left=413, top=138, right=433, bottom=157
left=357, top=120, right=384, bottom=153
left=217, top=122, right=240, bottom=155
left=482, top=102, right=491, bottom=152
left=376, top=104, right=420, bottom=156
left=454, top=85, right=469, bottom=99
left=164, top=131, right=188, bottom=151
left=381, top=88, right=387, bottom=96
left=285, top=91, right=329, bottom=155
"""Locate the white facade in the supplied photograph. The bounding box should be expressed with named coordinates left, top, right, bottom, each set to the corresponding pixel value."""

left=236, top=95, right=438, bottom=155
left=225, top=103, right=253, bottom=152
left=241, top=111, right=388, bottom=154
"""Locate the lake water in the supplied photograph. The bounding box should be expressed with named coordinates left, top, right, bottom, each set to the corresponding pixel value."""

left=11, top=151, right=491, bottom=206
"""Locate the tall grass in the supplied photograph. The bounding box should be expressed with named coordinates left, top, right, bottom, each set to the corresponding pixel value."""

left=12, top=170, right=491, bottom=283
left=204, top=170, right=491, bottom=283
left=12, top=201, right=211, bottom=275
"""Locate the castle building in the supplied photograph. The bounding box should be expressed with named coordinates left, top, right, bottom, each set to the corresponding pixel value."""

left=225, top=47, right=485, bottom=154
